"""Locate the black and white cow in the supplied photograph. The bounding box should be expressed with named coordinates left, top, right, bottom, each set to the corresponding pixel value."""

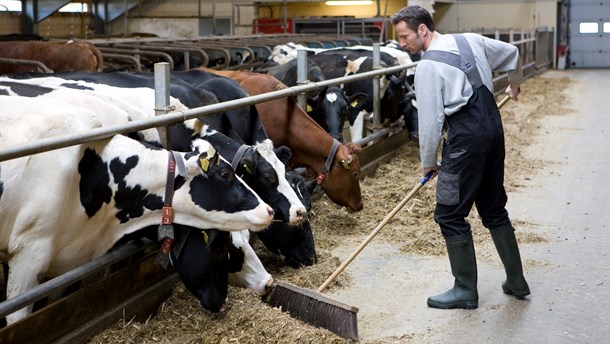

left=268, top=43, right=419, bottom=142
left=5, top=72, right=307, bottom=225
left=257, top=170, right=318, bottom=268
left=255, top=58, right=368, bottom=142
left=0, top=95, right=274, bottom=324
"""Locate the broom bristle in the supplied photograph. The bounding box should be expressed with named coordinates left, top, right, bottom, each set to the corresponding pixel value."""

left=266, top=281, right=359, bottom=340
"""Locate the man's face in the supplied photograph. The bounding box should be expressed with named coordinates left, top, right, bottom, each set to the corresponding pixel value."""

left=395, top=21, right=422, bottom=54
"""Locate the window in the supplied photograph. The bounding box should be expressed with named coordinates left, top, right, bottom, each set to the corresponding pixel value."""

left=579, top=22, right=599, bottom=34
left=0, top=0, right=87, bottom=13
left=604, top=22, right=610, bottom=33
left=0, top=0, right=20, bottom=11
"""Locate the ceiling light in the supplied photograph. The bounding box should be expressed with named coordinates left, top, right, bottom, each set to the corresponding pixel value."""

left=325, top=0, right=374, bottom=6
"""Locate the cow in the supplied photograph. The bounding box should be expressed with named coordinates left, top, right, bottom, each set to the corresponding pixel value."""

left=257, top=170, right=318, bottom=268
left=268, top=43, right=419, bottom=142
left=198, top=68, right=364, bottom=212
left=227, top=229, right=273, bottom=294
left=255, top=58, right=368, bottom=142
left=4, top=72, right=307, bottom=225
left=0, top=40, right=104, bottom=74
left=0, top=95, right=274, bottom=324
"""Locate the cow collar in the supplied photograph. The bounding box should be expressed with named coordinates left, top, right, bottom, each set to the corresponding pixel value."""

left=316, top=139, right=340, bottom=185
left=231, top=144, right=253, bottom=175
left=156, top=151, right=188, bottom=269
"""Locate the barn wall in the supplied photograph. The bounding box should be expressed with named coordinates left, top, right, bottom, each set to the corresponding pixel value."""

left=434, top=1, right=558, bottom=33
left=0, top=13, right=21, bottom=34
left=262, top=0, right=406, bottom=19
left=115, top=1, right=255, bottom=37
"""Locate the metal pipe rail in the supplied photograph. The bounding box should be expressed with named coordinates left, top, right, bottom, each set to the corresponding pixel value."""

left=98, top=47, right=175, bottom=70
left=0, top=57, right=52, bottom=73
left=101, top=53, right=143, bottom=71
left=0, top=238, right=154, bottom=319
left=0, top=62, right=417, bottom=163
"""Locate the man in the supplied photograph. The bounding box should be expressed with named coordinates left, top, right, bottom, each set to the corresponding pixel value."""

left=391, top=5, right=530, bottom=309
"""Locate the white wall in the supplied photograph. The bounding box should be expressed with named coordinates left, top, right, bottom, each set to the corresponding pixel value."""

left=112, top=1, right=255, bottom=37
left=435, top=1, right=558, bottom=33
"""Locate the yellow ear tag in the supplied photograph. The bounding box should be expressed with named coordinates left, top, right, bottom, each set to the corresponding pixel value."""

left=243, top=164, right=254, bottom=175
left=341, top=159, right=351, bottom=170
left=350, top=100, right=359, bottom=107
left=306, top=104, right=313, bottom=112
left=201, top=230, right=209, bottom=244
left=200, top=157, right=209, bottom=172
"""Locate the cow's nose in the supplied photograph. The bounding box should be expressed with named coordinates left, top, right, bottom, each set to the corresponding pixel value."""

left=267, top=206, right=274, bottom=217
left=262, top=277, right=274, bottom=296
left=296, top=209, right=307, bottom=220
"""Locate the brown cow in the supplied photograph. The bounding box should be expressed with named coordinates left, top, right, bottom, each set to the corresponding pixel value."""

left=197, top=68, right=363, bottom=212
left=0, top=40, right=104, bottom=74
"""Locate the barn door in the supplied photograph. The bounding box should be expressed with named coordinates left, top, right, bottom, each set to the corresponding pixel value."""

left=569, top=0, right=610, bottom=68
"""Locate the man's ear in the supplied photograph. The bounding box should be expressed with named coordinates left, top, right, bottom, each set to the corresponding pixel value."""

left=418, top=23, right=427, bottom=36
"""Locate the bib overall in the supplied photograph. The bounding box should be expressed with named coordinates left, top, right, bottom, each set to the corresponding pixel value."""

left=423, top=34, right=511, bottom=237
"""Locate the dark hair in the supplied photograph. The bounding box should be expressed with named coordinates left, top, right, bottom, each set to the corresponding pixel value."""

left=390, top=5, right=435, bottom=32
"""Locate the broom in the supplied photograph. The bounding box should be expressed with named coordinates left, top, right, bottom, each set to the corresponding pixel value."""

left=266, top=171, right=435, bottom=340
left=266, top=96, right=512, bottom=339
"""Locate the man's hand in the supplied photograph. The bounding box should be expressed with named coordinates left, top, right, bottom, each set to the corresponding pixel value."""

left=422, top=165, right=440, bottom=180
left=506, top=84, right=520, bottom=101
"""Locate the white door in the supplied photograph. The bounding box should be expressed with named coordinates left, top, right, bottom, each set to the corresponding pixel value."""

left=569, top=0, right=610, bottom=68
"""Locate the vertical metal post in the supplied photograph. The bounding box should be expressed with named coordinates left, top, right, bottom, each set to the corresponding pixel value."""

left=154, top=62, right=172, bottom=150
left=183, top=51, right=190, bottom=70
left=296, top=49, right=308, bottom=111
left=372, top=43, right=381, bottom=136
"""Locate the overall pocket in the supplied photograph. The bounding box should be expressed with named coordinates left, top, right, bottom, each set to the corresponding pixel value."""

left=436, top=171, right=460, bottom=206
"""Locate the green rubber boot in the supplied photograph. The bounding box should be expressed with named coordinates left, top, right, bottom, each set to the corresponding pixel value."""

left=490, top=224, right=530, bottom=299
left=427, top=232, right=478, bottom=309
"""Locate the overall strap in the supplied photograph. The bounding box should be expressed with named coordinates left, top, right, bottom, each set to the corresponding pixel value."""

left=421, top=34, right=483, bottom=89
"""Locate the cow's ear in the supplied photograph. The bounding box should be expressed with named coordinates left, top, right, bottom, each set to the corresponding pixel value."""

left=185, top=155, right=206, bottom=178
left=240, top=148, right=256, bottom=175
left=305, top=179, right=317, bottom=194
left=346, top=142, right=362, bottom=155
left=274, top=145, right=293, bottom=164
left=348, top=92, right=368, bottom=111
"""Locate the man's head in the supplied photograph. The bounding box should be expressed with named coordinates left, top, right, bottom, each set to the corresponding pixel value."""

left=391, top=5, right=436, bottom=54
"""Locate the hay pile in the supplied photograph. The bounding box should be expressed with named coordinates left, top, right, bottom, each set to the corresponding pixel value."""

left=88, top=76, right=568, bottom=344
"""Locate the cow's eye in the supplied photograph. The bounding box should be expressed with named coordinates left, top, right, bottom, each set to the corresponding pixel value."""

left=221, top=170, right=233, bottom=180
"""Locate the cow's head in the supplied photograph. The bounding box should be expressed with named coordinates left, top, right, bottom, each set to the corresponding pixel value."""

left=170, top=227, right=231, bottom=313
left=320, top=142, right=363, bottom=211
left=399, top=90, right=419, bottom=141
left=382, top=72, right=408, bottom=123
left=228, top=229, right=274, bottom=296
left=234, top=139, right=307, bottom=225
left=177, top=140, right=275, bottom=232
left=257, top=171, right=318, bottom=268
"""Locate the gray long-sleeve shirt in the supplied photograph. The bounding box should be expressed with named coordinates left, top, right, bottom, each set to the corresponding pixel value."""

left=414, top=33, right=522, bottom=168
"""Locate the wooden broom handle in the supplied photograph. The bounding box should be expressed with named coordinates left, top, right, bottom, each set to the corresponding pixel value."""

left=317, top=173, right=433, bottom=293
left=498, top=95, right=510, bottom=109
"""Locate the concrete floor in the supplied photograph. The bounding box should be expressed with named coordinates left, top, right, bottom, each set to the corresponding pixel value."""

left=327, top=69, right=610, bottom=343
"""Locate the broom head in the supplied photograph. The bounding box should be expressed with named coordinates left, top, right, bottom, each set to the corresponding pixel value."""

left=265, top=280, right=359, bottom=340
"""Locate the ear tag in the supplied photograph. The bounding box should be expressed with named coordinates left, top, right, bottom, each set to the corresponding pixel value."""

left=306, top=104, right=313, bottom=112
left=350, top=100, right=359, bottom=107
left=341, top=159, right=352, bottom=170
left=202, top=230, right=209, bottom=245
left=200, top=157, right=210, bottom=173
left=207, top=145, right=217, bottom=159
left=243, top=163, right=254, bottom=175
